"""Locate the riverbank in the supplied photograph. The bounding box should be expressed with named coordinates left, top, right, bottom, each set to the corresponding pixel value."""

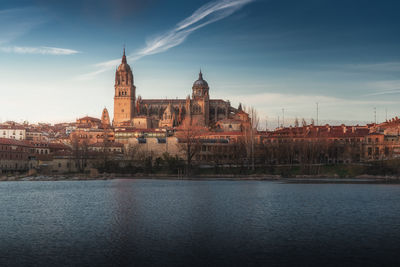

left=2, top=173, right=400, bottom=183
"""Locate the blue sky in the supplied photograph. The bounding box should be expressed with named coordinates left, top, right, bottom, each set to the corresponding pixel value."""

left=1, top=0, right=400, bottom=127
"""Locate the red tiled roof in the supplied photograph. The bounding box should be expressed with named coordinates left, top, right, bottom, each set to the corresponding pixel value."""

left=77, top=116, right=101, bottom=122
left=48, top=143, right=71, bottom=149
left=0, top=125, right=26, bottom=130
left=0, top=138, right=31, bottom=147
left=115, top=128, right=165, bottom=133
left=266, top=125, right=370, bottom=139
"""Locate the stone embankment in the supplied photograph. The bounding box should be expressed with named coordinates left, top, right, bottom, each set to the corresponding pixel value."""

left=1, top=172, right=400, bottom=183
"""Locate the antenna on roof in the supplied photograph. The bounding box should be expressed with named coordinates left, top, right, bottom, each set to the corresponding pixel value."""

left=316, top=102, right=319, bottom=126
left=374, top=107, right=377, bottom=124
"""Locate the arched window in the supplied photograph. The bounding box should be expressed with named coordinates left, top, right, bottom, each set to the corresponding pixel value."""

left=193, top=104, right=201, bottom=114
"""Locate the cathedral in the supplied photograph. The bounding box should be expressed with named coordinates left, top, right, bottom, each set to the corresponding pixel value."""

left=112, top=49, right=245, bottom=129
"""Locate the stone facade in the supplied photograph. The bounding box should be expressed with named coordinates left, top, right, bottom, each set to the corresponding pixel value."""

left=112, top=50, right=239, bottom=129
left=113, top=48, right=136, bottom=126
left=0, top=126, right=26, bottom=140
left=101, top=108, right=111, bottom=127
left=0, top=138, right=31, bottom=172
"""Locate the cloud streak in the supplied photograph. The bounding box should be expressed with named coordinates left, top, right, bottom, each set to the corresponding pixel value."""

left=0, top=46, right=79, bottom=55
left=79, top=0, right=254, bottom=80
left=363, top=80, right=400, bottom=97
left=364, top=89, right=400, bottom=97
left=0, top=8, right=78, bottom=56
left=345, top=62, right=400, bottom=73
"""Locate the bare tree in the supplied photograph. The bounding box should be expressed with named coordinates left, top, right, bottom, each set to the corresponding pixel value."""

left=176, top=119, right=206, bottom=176
left=126, top=143, right=141, bottom=161
left=243, top=106, right=260, bottom=171
left=71, top=134, right=89, bottom=173
left=98, top=131, right=111, bottom=170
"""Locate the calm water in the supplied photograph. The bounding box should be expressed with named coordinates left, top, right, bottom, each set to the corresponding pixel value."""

left=1, top=179, right=400, bottom=267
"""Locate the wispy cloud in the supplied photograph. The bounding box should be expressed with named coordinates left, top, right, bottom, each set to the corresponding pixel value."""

left=345, top=62, right=400, bottom=72
left=363, top=80, right=400, bottom=97
left=0, top=7, right=78, bottom=56
left=0, top=46, right=79, bottom=55
left=78, top=0, right=254, bottom=80
left=364, top=89, right=400, bottom=97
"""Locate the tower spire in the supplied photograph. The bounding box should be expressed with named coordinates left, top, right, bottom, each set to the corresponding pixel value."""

left=122, top=45, right=127, bottom=64
left=199, top=68, right=203, bottom=80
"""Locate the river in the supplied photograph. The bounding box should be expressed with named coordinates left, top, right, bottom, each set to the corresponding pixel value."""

left=1, top=179, right=400, bottom=266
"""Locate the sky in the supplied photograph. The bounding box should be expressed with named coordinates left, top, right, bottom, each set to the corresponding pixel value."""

left=0, top=0, right=400, bottom=128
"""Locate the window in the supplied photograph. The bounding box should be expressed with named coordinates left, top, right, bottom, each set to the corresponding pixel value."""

left=157, top=138, right=166, bottom=144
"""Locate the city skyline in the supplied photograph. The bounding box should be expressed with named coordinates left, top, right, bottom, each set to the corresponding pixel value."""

left=1, top=0, right=400, bottom=126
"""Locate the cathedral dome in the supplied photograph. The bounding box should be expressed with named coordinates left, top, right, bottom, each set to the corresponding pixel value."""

left=193, top=70, right=209, bottom=88
left=117, top=62, right=131, bottom=72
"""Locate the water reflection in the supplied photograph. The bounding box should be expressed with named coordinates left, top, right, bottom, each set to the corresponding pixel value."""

left=1, top=180, right=400, bottom=266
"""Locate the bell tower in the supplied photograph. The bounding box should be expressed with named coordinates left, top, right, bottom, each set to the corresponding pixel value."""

left=113, top=48, right=136, bottom=126
left=191, top=70, right=210, bottom=126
